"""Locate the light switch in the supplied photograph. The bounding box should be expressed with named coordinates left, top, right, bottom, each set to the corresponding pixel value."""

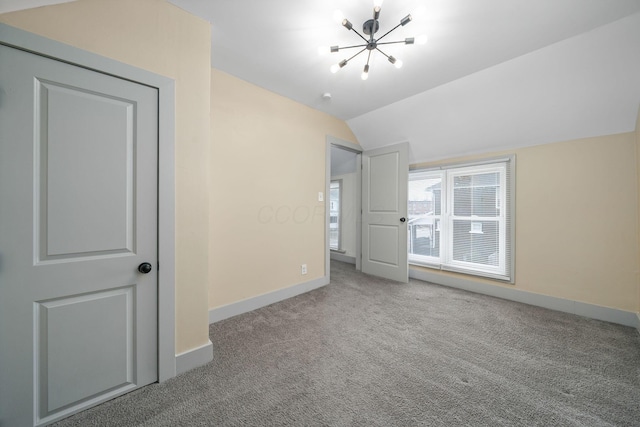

left=318, top=192, right=324, bottom=202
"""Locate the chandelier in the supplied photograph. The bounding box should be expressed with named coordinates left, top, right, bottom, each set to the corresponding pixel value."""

left=322, top=0, right=426, bottom=80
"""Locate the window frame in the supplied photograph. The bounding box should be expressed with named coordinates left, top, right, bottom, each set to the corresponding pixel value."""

left=408, top=156, right=515, bottom=283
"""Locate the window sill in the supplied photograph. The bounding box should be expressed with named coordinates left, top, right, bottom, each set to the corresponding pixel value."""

left=409, top=260, right=513, bottom=284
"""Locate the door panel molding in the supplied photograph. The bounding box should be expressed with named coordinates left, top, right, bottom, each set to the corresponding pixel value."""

left=35, top=287, right=136, bottom=423
left=36, top=78, right=137, bottom=261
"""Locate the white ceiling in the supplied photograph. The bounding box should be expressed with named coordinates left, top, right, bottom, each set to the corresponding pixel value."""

left=3, top=0, right=640, bottom=163
left=165, top=0, right=640, bottom=120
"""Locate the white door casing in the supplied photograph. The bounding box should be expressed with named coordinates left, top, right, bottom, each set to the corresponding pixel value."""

left=361, top=142, right=409, bottom=282
left=0, top=41, right=159, bottom=427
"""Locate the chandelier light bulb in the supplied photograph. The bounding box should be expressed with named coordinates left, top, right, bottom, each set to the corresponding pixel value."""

left=330, top=59, right=348, bottom=74
left=318, top=46, right=330, bottom=55
left=394, top=59, right=403, bottom=69
left=333, top=10, right=345, bottom=24
left=373, top=0, right=384, bottom=8
left=416, top=34, right=428, bottom=45
left=361, top=64, right=370, bottom=80
left=411, top=6, right=427, bottom=20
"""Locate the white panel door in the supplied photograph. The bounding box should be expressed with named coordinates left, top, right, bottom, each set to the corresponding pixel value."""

left=0, top=44, right=158, bottom=426
left=362, top=143, right=409, bottom=282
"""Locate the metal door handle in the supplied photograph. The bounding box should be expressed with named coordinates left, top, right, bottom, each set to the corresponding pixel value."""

left=400, top=217, right=406, bottom=223
left=138, top=262, right=152, bottom=274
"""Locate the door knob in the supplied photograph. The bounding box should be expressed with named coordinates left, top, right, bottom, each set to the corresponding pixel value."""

left=138, top=262, right=152, bottom=274
left=400, top=217, right=406, bottom=223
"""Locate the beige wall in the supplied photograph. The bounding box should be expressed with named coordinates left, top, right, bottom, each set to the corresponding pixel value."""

left=412, top=132, right=640, bottom=312
left=637, top=108, right=640, bottom=315
left=0, top=0, right=212, bottom=353
left=210, top=69, right=357, bottom=308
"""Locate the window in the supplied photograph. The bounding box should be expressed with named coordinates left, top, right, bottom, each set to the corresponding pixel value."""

left=329, top=180, right=341, bottom=250
left=408, top=157, right=514, bottom=281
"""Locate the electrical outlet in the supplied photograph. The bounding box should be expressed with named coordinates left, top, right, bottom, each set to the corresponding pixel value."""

left=301, top=264, right=307, bottom=275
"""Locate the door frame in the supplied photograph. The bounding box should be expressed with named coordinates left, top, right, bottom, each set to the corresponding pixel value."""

left=0, top=23, right=177, bottom=382
left=325, top=135, right=363, bottom=280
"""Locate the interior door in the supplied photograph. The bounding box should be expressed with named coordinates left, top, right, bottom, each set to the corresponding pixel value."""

left=362, top=142, right=409, bottom=282
left=0, top=43, right=158, bottom=426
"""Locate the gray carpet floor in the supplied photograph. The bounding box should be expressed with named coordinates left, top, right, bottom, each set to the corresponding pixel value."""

left=53, top=261, right=640, bottom=426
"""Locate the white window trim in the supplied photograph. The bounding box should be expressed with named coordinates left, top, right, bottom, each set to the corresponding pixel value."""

left=409, top=155, right=515, bottom=283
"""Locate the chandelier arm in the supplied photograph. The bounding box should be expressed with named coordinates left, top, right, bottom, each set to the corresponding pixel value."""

left=376, top=40, right=408, bottom=46
left=346, top=48, right=368, bottom=63
left=376, top=23, right=402, bottom=43
left=375, top=47, right=391, bottom=59
left=365, top=50, right=372, bottom=67
left=350, top=28, right=370, bottom=44
left=370, top=8, right=377, bottom=42
left=336, top=43, right=369, bottom=50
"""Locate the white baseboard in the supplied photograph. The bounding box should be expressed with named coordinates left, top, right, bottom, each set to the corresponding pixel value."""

left=330, top=252, right=356, bottom=264
left=175, top=340, right=213, bottom=375
left=409, top=267, right=639, bottom=328
left=209, top=276, right=330, bottom=324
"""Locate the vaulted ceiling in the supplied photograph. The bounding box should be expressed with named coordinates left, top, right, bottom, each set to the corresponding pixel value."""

left=3, top=0, right=640, bottom=163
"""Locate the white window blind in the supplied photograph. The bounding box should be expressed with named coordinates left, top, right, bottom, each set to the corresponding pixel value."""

left=408, top=157, right=514, bottom=282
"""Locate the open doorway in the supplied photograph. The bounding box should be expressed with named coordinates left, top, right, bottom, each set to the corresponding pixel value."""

left=330, top=146, right=357, bottom=263
left=325, top=136, right=362, bottom=278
